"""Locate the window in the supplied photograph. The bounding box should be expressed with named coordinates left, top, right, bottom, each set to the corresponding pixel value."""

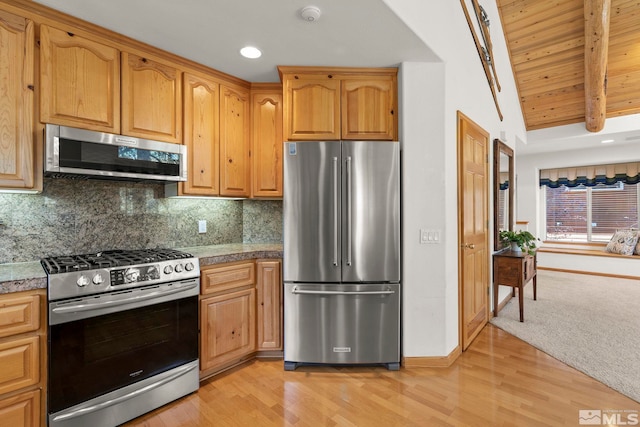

left=545, top=183, right=639, bottom=242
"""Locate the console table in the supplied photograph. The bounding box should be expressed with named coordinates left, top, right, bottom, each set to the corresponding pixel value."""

left=493, top=250, right=537, bottom=322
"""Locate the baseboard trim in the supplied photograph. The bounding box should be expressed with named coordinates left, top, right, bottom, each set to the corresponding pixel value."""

left=402, top=345, right=462, bottom=368
left=538, top=266, right=640, bottom=281
left=491, top=292, right=514, bottom=319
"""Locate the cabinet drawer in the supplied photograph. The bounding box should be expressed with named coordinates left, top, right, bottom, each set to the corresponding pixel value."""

left=0, top=336, right=39, bottom=396
left=524, top=256, right=536, bottom=281
left=0, top=389, right=40, bottom=427
left=0, top=294, right=40, bottom=339
left=201, top=262, right=255, bottom=295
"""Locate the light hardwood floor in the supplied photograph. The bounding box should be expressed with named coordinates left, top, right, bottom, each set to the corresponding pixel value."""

left=125, top=325, right=640, bottom=426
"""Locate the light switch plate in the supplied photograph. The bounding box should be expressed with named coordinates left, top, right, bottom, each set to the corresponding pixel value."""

left=420, top=229, right=441, bottom=244
left=198, top=220, right=207, bottom=234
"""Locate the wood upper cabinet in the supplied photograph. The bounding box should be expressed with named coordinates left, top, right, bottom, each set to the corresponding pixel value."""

left=282, top=73, right=340, bottom=140
left=181, top=72, right=220, bottom=196
left=0, top=10, right=36, bottom=190
left=40, top=24, right=120, bottom=133
left=121, top=52, right=182, bottom=143
left=341, top=76, right=397, bottom=140
left=219, top=84, right=250, bottom=197
left=251, top=85, right=283, bottom=198
left=280, top=67, right=398, bottom=141
left=256, top=259, right=282, bottom=351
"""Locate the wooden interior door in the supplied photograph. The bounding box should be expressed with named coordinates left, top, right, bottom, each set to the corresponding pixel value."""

left=457, top=111, right=489, bottom=350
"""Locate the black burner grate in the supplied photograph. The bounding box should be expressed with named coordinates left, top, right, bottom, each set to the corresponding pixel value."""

left=41, top=249, right=193, bottom=274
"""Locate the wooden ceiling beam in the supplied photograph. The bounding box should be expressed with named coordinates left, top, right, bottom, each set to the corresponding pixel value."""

left=584, top=0, right=611, bottom=132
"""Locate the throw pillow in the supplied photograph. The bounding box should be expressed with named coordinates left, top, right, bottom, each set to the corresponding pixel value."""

left=606, top=229, right=639, bottom=256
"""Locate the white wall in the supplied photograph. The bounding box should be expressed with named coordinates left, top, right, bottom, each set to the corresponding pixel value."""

left=384, top=0, right=527, bottom=357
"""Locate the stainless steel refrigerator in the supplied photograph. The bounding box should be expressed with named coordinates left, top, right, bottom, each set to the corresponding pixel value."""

left=283, top=140, right=401, bottom=371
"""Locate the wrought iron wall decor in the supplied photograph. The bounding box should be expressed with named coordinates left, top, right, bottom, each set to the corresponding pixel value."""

left=460, top=0, right=503, bottom=121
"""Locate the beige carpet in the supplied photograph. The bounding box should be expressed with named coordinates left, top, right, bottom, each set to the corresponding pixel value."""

left=490, top=270, right=640, bottom=403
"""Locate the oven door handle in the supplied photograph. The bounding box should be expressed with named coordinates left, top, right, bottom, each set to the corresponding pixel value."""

left=51, top=282, right=199, bottom=314
left=51, top=360, right=199, bottom=422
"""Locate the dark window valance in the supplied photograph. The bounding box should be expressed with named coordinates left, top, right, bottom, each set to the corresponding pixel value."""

left=540, top=162, right=640, bottom=188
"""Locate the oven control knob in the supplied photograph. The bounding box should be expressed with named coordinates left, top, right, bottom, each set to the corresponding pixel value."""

left=92, top=274, right=104, bottom=285
left=185, top=262, right=194, bottom=271
left=174, top=263, right=184, bottom=273
left=76, top=275, right=90, bottom=287
left=164, top=265, right=173, bottom=274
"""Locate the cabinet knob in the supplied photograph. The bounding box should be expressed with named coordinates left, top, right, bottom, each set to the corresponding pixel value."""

left=228, top=158, right=233, bottom=163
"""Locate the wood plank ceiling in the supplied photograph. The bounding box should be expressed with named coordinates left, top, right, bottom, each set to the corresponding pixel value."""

left=497, top=0, right=640, bottom=131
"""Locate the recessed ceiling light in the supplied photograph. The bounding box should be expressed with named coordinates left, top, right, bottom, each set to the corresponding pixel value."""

left=240, top=46, right=262, bottom=59
left=601, top=139, right=614, bottom=144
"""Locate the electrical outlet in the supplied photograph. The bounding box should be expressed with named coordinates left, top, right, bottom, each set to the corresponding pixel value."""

left=198, top=220, right=207, bottom=234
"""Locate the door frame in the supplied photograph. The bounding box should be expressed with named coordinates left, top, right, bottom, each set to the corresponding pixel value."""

left=456, top=111, right=490, bottom=350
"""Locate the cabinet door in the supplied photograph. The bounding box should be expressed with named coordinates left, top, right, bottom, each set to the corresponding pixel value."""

left=200, top=288, right=256, bottom=372
left=0, top=390, right=40, bottom=427
left=0, top=10, right=35, bottom=189
left=256, top=260, right=282, bottom=351
left=40, top=25, right=120, bottom=133
left=341, top=76, right=397, bottom=140
left=282, top=74, right=340, bottom=140
left=219, top=84, right=250, bottom=197
left=251, top=89, right=283, bottom=198
left=181, top=72, right=220, bottom=196
left=0, top=336, right=39, bottom=395
left=121, top=52, right=182, bottom=143
left=0, top=293, right=39, bottom=339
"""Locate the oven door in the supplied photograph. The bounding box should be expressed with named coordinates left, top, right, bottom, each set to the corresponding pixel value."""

left=48, top=291, right=198, bottom=414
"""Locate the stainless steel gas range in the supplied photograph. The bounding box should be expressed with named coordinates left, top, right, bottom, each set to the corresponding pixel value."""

left=42, top=248, right=200, bottom=427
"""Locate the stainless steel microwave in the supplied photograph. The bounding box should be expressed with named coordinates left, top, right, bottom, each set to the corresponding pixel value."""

left=44, top=124, right=187, bottom=182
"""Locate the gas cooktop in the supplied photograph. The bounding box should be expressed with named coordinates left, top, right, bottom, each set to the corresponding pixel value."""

left=41, top=248, right=194, bottom=274
left=42, top=248, right=200, bottom=301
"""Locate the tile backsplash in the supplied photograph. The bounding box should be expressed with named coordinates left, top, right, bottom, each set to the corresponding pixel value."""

left=0, top=178, right=282, bottom=263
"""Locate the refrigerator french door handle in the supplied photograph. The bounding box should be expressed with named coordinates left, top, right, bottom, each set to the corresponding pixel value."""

left=291, top=286, right=395, bottom=296
left=333, top=156, right=339, bottom=267
left=346, top=156, right=352, bottom=266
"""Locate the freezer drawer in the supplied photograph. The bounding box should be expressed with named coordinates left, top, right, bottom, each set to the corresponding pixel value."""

left=283, top=283, right=400, bottom=369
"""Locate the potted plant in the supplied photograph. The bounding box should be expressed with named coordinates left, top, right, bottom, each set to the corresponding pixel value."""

left=499, top=230, right=539, bottom=255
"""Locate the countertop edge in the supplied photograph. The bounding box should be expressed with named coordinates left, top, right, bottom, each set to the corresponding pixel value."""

left=0, top=244, right=283, bottom=295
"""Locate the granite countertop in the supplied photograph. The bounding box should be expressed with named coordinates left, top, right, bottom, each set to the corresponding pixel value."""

left=0, top=243, right=283, bottom=295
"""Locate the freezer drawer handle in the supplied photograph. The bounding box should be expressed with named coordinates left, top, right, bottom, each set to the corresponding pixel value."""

left=291, top=287, right=395, bottom=296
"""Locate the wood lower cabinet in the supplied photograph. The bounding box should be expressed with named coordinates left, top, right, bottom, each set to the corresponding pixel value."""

left=200, top=288, right=256, bottom=373
left=0, top=390, right=40, bottom=427
left=0, top=290, right=46, bottom=427
left=251, top=85, right=283, bottom=198
left=199, top=259, right=283, bottom=377
left=40, top=24, right=120, bottom=133
left=256, top=259, right=282, bottom=351
left=121, top=52, right=182, bottom=143
left=0, top=9, right=37, bottom=190
left=200, top=261, right=256, bottom=377
left=219, top=84, right=251, bottom=197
